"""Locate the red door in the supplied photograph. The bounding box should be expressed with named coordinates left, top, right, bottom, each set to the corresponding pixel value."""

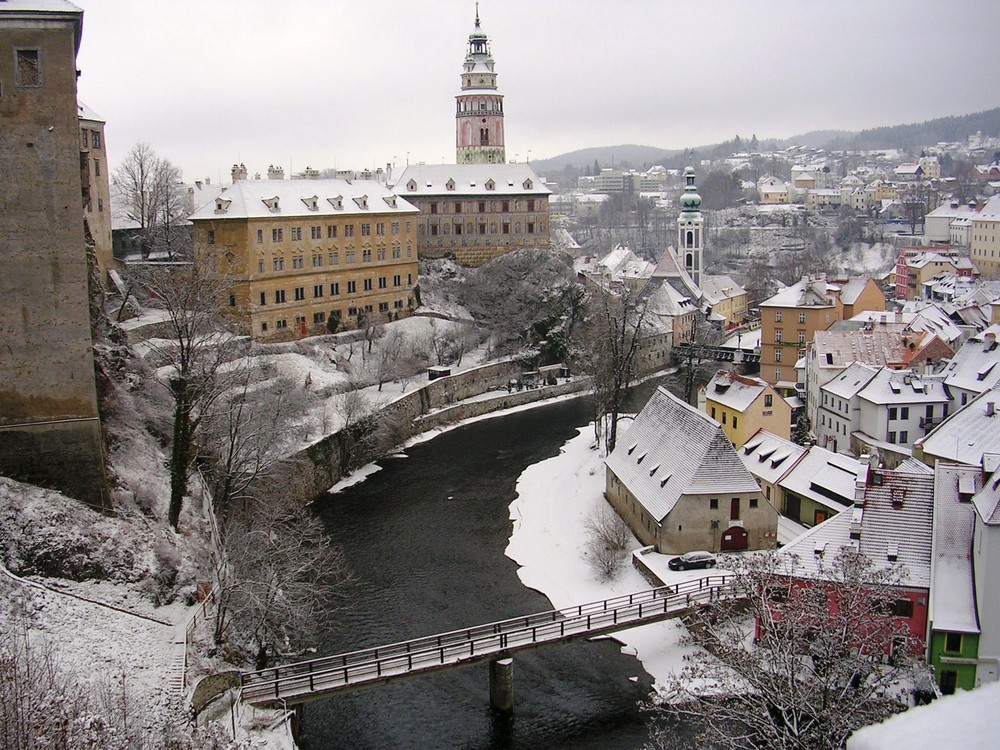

left=721, top=526, right=749, bottom=551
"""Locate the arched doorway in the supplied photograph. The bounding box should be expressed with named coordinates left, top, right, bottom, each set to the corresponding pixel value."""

left=721, top=526, right=748, bottom=551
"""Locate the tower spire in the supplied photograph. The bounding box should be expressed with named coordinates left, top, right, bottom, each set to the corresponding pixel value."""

left=455, top=6, right=506, bottom=164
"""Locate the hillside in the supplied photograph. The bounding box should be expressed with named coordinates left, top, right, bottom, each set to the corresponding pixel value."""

left=532, top=107, right=1000, bottom=177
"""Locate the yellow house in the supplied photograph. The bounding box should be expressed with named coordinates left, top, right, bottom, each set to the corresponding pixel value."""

left=970, top=195, right=1000, bottom=279
left=701, top=370, right=792, bottom=447
left=831, top=276, right=885, bottom=318
left=701, top=274, right=748, bottom=327
left=759, top=275, right=844, bottom=390
left=190, top=177, right=419, bottom=341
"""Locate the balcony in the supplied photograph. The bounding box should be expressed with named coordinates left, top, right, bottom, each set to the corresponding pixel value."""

left=919, top=415, right=944, bottom=428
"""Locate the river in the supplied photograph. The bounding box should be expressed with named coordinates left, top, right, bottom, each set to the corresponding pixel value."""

left=304, top=376, right=697, bottom=749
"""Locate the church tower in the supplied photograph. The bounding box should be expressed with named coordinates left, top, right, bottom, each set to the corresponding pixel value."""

left=455, top=6, right=506, bottom=165
left=678, top=166, right=703, bottom=289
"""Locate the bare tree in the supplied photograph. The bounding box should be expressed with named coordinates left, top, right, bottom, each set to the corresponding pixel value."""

left=582, top=283, right=648, bottom=454
left=374, top=328, right=406, bottom=391
left=113, top=142, right=191, bottom=260
left=586, top=503, right=632, bottom=578
left=647, top=549, right=927, bottom=750
left=212, top=496, right=353, bottom=670
left=126, top=258, right=241, bottom=530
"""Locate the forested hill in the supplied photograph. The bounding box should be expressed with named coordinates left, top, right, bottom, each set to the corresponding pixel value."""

left=822, top=107, right=1000, bottom=152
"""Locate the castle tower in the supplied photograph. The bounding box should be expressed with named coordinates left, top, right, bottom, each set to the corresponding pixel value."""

left=678, top=166, right=704, bottom=289
left=455, top=6, right=506, bottom=165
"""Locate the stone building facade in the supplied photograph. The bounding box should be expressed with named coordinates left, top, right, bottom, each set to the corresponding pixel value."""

left=189, top=176, right=419, bottom=341
left=456, top=9, right=505, bottom=165
left=0, top=1, right=107, bottom=506
left=392, top=163, right=550, bottom=267
left=79, top=101, right=113, bottom=281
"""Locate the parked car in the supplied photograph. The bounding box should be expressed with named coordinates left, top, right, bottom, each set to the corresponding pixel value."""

left=667, top=551, right=717, bottom=571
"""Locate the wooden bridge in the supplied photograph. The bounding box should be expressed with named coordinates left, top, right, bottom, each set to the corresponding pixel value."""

left=240, top=574, right=735, bottom=710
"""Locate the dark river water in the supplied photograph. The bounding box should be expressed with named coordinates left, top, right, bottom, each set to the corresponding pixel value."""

left=304, top=376, right=697, bottom=749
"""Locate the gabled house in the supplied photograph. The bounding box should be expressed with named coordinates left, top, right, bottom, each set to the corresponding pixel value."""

left=915, top=382, right=1000, bottom=468
left=700, top=274, right=748, bottom=327
left=816, top=362, right=879, bottom=453
left=736, top=430, right=806, bottom=522
left=605, top=386, right=777, bottom=554
left=701, top=370, right=791, bottom=446
left=772, top=443, right=861, bottom=527
left=778, top=465, right=935, bottom=649
left=970, top=468, right=1000, bottom=685
left=941, top=326, right=1000, bottom=408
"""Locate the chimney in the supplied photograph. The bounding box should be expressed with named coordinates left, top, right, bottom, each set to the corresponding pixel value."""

left=267, top=164, right=285, bottom=180
left=987, top=402, right=996, bottom=418
left=231, top=163, right=248, bottom=182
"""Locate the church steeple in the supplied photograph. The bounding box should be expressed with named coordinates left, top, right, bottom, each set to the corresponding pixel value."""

left=455, top=6, right=506, bottom=165
left=678, top=166, right=704, bottom=289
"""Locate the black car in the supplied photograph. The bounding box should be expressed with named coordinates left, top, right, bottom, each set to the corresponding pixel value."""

left=667, top=551, right=717, bottom=571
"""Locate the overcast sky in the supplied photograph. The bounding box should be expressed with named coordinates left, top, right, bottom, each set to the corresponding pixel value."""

left=75, top=0, right=1000, bottom=183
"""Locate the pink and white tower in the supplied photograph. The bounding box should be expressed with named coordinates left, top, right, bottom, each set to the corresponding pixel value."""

left=455, top=6, right=506, bottom=165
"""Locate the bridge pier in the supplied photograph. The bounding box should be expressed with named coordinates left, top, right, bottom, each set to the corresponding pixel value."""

left=489, top=658, right=514, bottom=715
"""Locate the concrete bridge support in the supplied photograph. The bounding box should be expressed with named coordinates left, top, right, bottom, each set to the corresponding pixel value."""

left=489, top=658, right=514, bottom=714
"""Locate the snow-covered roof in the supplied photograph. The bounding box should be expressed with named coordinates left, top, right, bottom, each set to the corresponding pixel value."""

left=894, top=457, right=934, bottom=475
left=812, top=327, right=946, bottom=371
left=392, top=163, right=550, bottom=197
left=0, top=1, right=82, bottom=13
left=77, top=100, right=103, bottom=123
left=941, top=326, right=1000, bottom=395
left=644, top=278, right=699, bottom=320
left=971, top=471, right=1000, bottom=525
left=760, top=275, right=837, bottom=309
left=606, top=387, right=761, bottom=523
left=739, top=430, right=807, bottom=487
left=188, top=178, right=418, bottom=221
left=857, top=369, right=949, bottom=407
left=822, top=362, right=879, bottom=401
left=705, top=370, right=770, bottom=412
left=929, top=464, right=981, bottom=634
left=837, top=277, right=876, bottom=306
left=700, top=274, right=746, bottom=305
left=651, top=246, right=701, bottom=299
left=917, top=382, right=1000, bottom=466
left=778, top=446, right=861, bottom=514
left=781, top=468, right=934, bottom=588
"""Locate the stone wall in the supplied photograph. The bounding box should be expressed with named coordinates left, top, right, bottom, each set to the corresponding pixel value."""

left=256, top=362, right=589, bottom=505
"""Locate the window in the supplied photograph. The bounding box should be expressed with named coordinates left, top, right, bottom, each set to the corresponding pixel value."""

left=312, top=254, right=323, bottom=267
left=391, top=222, right=400, bottom=235
left=82, top=130, right=88, bottom=149
left=276, top=319, right=288, bottom=330
left=292, top=256, right=304, bottom=269
left=362, top=249, right=372, bottom=263
left=722, top=413, right=727, bottom=425
left=379, top=301, right=389, bottom=313
left=454, top=203, right=462, bottom=214
left=730, top=498, right=741, bottom=520
left=528, top=222, right=535, bottom=234
left=889, top=407, right=898, bottom=420
left=732, top=417, right=738, bottom=429
left=328, top=225, right=338, bottom=239
left=502, top=222, right=510, bottom=234
left=272, top=228, right=284, bottom=242
left=346, top=250, right=356, bottom=264
left=347, top=280, right=356, bottom=294
left=257, top=229, right=264, bottom=244
left=892, top=599, right=914, bottom=618
left=376, top=222, right=385, bottom=235
left=798, top=331, right=805, bottom=343
left=430, top=203, right=438, bottom=214
left=454, top=223, right=463, bottom=235
left=798, top=312, right=806, bottom=324
left=709, top=498, right=718, bottom=510
left=313, top=284, right=324, bottom=298
left=478, top=201, right=486, bottom=213
left=900, top=430, right=908, bottom=444
left=939, top=669, right=958, bottom=696
left=363, top=278, right=373, bottom=291
left=394, top=299, right=404, bottom=309
left=309, top=226, right=320, bottom=240
left=378, top=276, right=387, bottom=289
left=775, top=369, right=782, bottom=381
left=330, top=282, right=340, bottom=296
left=259, top=292, right=266, bottom=306
left=345, top=225, right=355, bottom=238
left=502, top=200, right=510, bottom=212
left=91, top=131, right=101, bottom=149
left=775, top=311, right=783, bottom=322
left=228, top=294, right=236, bottom=307
left=393, top=274, right=401, bottom=287
left=94, top=158, right=101, bottom=176
left=329, top=251, right=339, bottom=265
left=749, top=497, right=758, bottom=508
left=392, top=247, right=401, bottom=259
left=290, top=227, right=302, bottom=241
left=313, top=311, right=326, bottom=324
left=206, top=230, right=215, bottom=245
left=944, top=633, right=962, bottom=653
left=258, top=259, right=265, bottom=273
left=294, top=287, right=305, bottom=301
left=261, top=322, right=269, bottom=332
left=272, top=257, right=285, bottom=271
left=775, top=330, right=783, bottom=343
left=274, top=289, right=286, bottom=303
left=17, top=49, right=42, bottom=87
left=527, top=199, right=535, bottom=211
left=900, top=406, right=909, bottom=420
left=775, top=348, right=782, bottom=362
left=764, top=394, right=773, bottom=407
left=377, top=248, right=386, bottom=261
left=361, top=223, right=371, bottom=236
left=887, top=431, right=897, bottom=444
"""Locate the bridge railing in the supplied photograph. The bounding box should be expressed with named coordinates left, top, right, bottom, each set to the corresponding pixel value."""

left=240, top=575, right=735, bottom=704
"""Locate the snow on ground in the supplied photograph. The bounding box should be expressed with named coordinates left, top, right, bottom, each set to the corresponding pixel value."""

left=506, top=424, right=718, bottom=686
left=847, top=680, right=1000, bottom=750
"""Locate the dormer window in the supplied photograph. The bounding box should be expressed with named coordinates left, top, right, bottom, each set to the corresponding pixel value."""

left=446, top=179, right=456, bottom=191
left=523, top=179, right=533, bottom=189
left=214, top=198, right=232, bottom=214
left=301, top=195, right=319, bottom=211
left=353, top=195, right=369, bottom=210
left=406, top=179, right=417, bottom=192
left=485, top=179, right=495, bottom=191
left=383, top=195, right=398, bottom=209
left=327, top=195, right=344, bottom=210
left=262, top=196, right=280, bottom=212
